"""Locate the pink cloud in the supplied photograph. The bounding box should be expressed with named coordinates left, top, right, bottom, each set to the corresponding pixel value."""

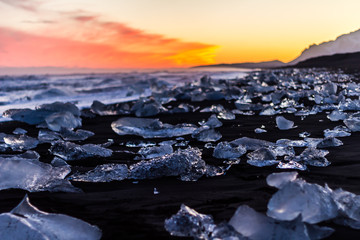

left=0, top=25, right=218, bottom=68
left=0, top=0, right=40, bottom=12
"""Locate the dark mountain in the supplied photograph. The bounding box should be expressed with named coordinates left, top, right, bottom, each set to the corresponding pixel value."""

left=192, top=60, right=286, bottom=69
left=291, top=51, right=360, bottom=70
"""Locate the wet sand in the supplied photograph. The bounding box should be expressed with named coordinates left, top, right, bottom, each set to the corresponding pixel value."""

left=1, top=99, right=360, bottom=239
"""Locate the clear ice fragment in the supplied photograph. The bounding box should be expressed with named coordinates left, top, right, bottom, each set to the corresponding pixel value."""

left=4, top=134, right=39, bottom=151
left=135, top=144, right=173, bottom=160
left=276, top=116, right=294, bottom=130
left=213, top=141, right=246, bottom=159
left=70, top=164, right=128, bottom=182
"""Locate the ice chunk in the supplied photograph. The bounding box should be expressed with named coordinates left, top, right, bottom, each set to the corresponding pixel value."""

left=267, top=175, right=338, bottom=224
left=332, top=188, right=360, bottom=229
left=38, top=129, right=62, bottom=143
left=3, top=102, right=80, bottom=125
left=0, top=195, right=102, bottom=240
left=58, top=128, right=95, bottom=141
left=276, top=116, right=294, bottom=130
left=131, top=98, right=164, bottom=117
left=277, top=161, right=307, bottom=171
left=0, top=156, right=79, bottom=192
left=344, top=115, right=360, bottom=132
left=50, top=141, right=112, bottom=161
left=0, top=150, right=40, bottom=161
left=201, top=114, right=223, bottom=128
left=271, top=145, right=295, bottom=157
left=4, top=134, right=39, bottom=151
left=205, top=165, right=229, bottom=177
left=266, top=172, right=298, bottom=189
left=13, top=128, right=27, bottom=135
left=213, top=141, right=246, bottom=159
left=164, top=204, right=215, bottom=239
left=70, top=164, right=128, bottom=182
left=135, top=144, right=173, bottom=160
left=316, top=137, right=343, bottom=148
left=247, top=148, right=278, bottom=167
left=125, top=140, right=156, bottom=147
left=111, top=117, right=197, bottom=138
left=231, top=137, right=274, bottom=151
left=229, top=205, right=333, bottom=240
left=276, top=139, right=307, bottom=147
left=91, top=100, right=130, bottom=116
left=130, top=147, right=206, bottom=181
left=259, top=106, right=278, bottom=116
left=327, top=110, right=347, bottom=121
left=192, top=127, right=222, bottom=142
left=217, top=110, right=236, bottom=120
left=210, top=222, right=247, bottom=240
left=45, top=111, right=82, bottom=132
left=293, top=148, right=330, bottom=167
left=255, top=128, right=267, bottom=133
left=324, top=126, right=351, bottom=138
left=299, top=131, right=311, bottom=138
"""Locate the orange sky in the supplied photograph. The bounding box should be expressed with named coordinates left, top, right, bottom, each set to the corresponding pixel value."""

left=0, top=0, right=360, bottom=68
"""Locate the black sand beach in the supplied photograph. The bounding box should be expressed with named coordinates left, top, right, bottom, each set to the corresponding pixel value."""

left=1, top=96, right=360, bottom=239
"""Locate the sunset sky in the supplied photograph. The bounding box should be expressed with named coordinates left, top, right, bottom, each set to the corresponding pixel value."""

left=0, top=0, right=360, bottom=68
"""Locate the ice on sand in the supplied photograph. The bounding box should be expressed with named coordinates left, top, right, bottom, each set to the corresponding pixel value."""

left=164, top=204, right=216, bottom=239
left=229, top=205, right=333, bottom=240
left=276, top=116, right=294, bottom=130
left=192, top=127, right=222, bottom=142
left=45, top=111, right=82, bottom=132
left=70, top=164, right=128, bottom=182
left=212, top=141, right=246, bottom=159
left=247, top=148, right=279, bottom=167
left=4, top=134, right=39, bottom=151
left=50, top=141, right=112, bottom=161
left=111, top=117, right=197, bottom=138
left=0, top=195, right=101, bottom=240
left=0, top=155, right=79, bottom=192
left=130, top=147, right=206, bottom=181
left=135, top=144, right=173, bottom=160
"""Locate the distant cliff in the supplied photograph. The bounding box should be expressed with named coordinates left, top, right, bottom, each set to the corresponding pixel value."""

left=192, top=60, right=286, bottom=69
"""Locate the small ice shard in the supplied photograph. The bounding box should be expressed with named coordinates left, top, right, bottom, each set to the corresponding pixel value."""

left=276, top=139, right=307, bottom=147
left=91, top=100, right=130, bottom=116
left=210, top=222, right=247, bottom=240
left=125, top=140, right=156, bottom=147
left=45, top=111, right=82, bottom=132
left=327, top=110, right=347, bottom=121
left=293, top=148, right=330, bottom=167
left=192, top=127, right=222, bottom=142
left=0, top=150, right=40, bottom=160
left=316, top=137, right=343, bottom=148
left=50, top=141, right=112, bottom=161
left=204, top=143, right=215, bottom=149
left=271, top=145, right=295, bottom=157
left=70, top=164, right=128, bottom=182
left=277, top=161, right=307, bottom=171
left=205, top=165, right=229, bottom=177
left=135, top=144, right=173, bottom=160
left=213, top=141, right=246, bottom=159
left=304, top=137, right=323, bottom=148
left=0, top=195, right=102, bottom=240
left=247, top=148, right=279, bottom=167
left=299, top=131, right=311, bottom=138
left=266, top=172, right=298, bottom=189
left=259, top=106, right=278, bottom=116
left=38, top=129, right=62, bottom=143
left=276, top=116, right=294, bottom=130
left=3, top=102, right=80, bottom=125
left=130, top=147, right=206, bottom=181
left=175, top=141, right=189, bottom=147
left=332, top=188, right=360, bottom=229
left=267, top=173, right=338, bottom=224
left=159, top=140, right=177, bottom=146
left=131, top=98, right=165, bottom=117
left=111, top=117, right=197, bottom=138
left=201, top=114, right=223, bottom=128
left=231, top=137, right=274, bottom=151
left=254, top=128, right=267, bottom=133
left=4, top=134, right=39, bottom=151
left=217, top=110, right=236, bottom=120
left=154, top=187, right=160, bottom=195
left=58, top=128, right=95, bottom=141
left=0, top=156, right=79, bottom=192
left=229, top=205, right=333, bottom=240
left=344, top=114, right=360, bottom=132
left=13, top=128, right=27, bottom=135
left=51, top=157, right=69, bottom=167
left=164, top=204, right=215, bottom=239
left=324, top=126, right=351, bottom=138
